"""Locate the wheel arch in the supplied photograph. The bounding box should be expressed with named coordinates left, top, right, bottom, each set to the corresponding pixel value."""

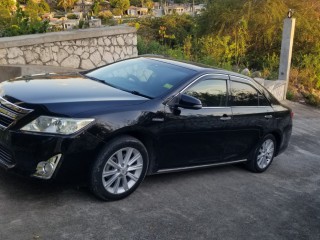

left=97, top=129, right=159, bottom=175
left=269, top=130, right=282, bottom=156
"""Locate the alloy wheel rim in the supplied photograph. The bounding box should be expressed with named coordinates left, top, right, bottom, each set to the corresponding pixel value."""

left=102, top=147, right=143, bottom=194
left=257, top=139, right=275, bottom=169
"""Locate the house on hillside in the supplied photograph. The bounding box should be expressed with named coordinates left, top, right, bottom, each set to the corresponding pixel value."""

left=193, top=4, right=206, bottom=14
left=163, top=3, right=206, bottom=16
left=126, top=6, right=148, bottom=16
left=164, top=4, right=185, bottom=15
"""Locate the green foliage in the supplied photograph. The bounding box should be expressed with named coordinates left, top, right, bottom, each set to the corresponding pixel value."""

left=39, top=0, right=50, bottom=13
left=136, top=14, right=195, bottom=46
left=286, top=90, right=294, bottom=100
left=99, top=10, right=113, bottom=20
left=110, top=0, right=130, bottom=15
left=67, top=13, right=78, bottom=19
left=2, top=20, right=49, bottom=37
left=78, top=19, right=85, bottom=29
left=0, top=6, right=11, bottom=32
left=303, top=92, right=320, bottom=107
left=24, top=0, right=50, bottom=21
left=136, top=0, right=320, bottom=100
left=137, top=35, right=165, bottom=55
left=198, top=35, right=235, bottom=67
left=112, top=8, right=122, bottom=16
left=0, top=3, right=50, bottom=37
left=92, top=0, right=102, bottom=16
left=0, top=0, right=16, bottom=10
left=57, top=0, right=76, bottom=13
left=261, top=53, right=280, bottom=79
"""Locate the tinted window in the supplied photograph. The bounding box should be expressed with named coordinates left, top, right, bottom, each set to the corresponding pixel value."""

left=231, top=81, right=259, bottom=106
left=262, top=88, right=279, bottom=105
left=259, top=94, right=270, bottom=106
left=184, top=79, right=227, bottom=107
left=85, top=58, right=196, bottom=98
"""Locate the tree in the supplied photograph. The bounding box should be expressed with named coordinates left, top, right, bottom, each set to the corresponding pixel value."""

left=25, top=0, right=50, bottom=21
left=110, top=0, right=130, bottom=15
left=92, top=0, right=102, bottom=16
left=0, top=6, right=11, bottom=32
left=144, top=0, right=153, bottom=12
left=39, top=0, right=51, bottom=13
left=130, top=0, right=141, bottom=7
left=0, top=0, right=16, bottom=10
left=57, top=0, right=76, bottom=13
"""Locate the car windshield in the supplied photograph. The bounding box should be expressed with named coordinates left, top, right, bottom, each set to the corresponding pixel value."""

left=84, top=58, right=196, bottom=98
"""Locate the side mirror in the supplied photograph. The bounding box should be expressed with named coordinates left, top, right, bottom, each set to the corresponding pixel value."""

left=177, top=94, right=202, bottom=110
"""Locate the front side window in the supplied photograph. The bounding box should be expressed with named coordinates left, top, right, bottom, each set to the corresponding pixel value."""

left=184, top=79, right=227, bottom=107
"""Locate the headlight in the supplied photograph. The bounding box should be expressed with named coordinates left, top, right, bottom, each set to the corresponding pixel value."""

left=21, top=116, right=94, bottom=135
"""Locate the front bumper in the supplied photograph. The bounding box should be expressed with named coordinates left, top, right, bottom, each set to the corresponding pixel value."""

left=0, top=128, right=103, bottom=179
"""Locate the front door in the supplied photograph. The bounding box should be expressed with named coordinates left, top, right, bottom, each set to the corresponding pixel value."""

left=158, top=74, right=233, bottom=169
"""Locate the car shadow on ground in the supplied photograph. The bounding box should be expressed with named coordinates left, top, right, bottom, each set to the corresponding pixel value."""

left=0, top=163, right=248, bottom=202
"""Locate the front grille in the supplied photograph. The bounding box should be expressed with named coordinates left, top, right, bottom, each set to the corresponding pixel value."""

left=0, top=144, right=14, bottom=168
left=0, top=97, right=33, bottom=129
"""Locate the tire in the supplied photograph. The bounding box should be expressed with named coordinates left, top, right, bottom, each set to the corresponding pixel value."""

left=246, top=134, right=276, bottom=173
left=90, top=135, right=148, bottom=201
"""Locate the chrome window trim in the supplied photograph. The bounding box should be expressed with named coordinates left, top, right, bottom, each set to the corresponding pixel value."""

left=165, top=73, right=230, bottom=108
left=180, top=73, right=229, bottom=94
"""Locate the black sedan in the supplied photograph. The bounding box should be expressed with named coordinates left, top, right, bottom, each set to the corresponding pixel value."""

left=0, top=57, right=292, bottom=200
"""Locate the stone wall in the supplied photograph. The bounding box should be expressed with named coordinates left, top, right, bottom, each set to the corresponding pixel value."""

left=0, top=26, right=137, bottom=70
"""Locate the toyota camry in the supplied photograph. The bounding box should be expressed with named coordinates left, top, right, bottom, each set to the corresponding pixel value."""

left=0, top=56, right=292, bottom=200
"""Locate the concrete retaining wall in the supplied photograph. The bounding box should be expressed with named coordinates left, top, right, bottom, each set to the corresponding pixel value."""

left=0, top=26, right=137, bottom=70
left=265, top=80, right=286, bottom=101
left=0, top=65, right=81, bottom=82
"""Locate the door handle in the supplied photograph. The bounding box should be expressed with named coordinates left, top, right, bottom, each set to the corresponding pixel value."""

left=220, top=115, right=231, bottom=121
left=264, top=115, right=273, bottom=119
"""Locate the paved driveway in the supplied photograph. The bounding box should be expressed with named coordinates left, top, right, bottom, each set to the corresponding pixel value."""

left=0, top=101, right=319, bottom=240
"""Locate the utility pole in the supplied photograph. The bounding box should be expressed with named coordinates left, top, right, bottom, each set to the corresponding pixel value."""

left=192, top=0, right=195, bottom=16
left=278, top=11, right=296, bottom=98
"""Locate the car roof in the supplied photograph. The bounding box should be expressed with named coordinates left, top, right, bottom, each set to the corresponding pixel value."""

left=141, top=56, right=253, bottom=81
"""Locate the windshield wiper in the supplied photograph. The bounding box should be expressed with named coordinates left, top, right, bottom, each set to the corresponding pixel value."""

left=84, top=75, right=106, bottom=84
left=130, top=90, right=152, bottom=99
left=84, top=75, right=119, bottom=88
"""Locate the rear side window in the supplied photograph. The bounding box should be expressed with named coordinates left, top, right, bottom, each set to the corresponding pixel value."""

left=231, top=81, right=270, bottom=106
left=184, top=79, right=227, bottom=107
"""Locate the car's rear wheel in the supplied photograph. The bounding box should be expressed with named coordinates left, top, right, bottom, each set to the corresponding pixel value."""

left=246, top=134, right=276, bottom=173
left=90, top=136, right=148, bottom=201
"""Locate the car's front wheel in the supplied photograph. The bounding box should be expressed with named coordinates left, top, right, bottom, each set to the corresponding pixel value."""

left=246, top=134, right=276, bottom=173
left=90, top=136, right=148, bottom=201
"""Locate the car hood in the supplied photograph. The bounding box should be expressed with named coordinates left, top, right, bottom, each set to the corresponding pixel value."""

left=0, top=73, right=149, bottom=116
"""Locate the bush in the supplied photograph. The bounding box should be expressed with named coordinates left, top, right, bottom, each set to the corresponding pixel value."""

left=303, top=92, right=320, bottom=107
left=112, top=8, right=122, bottom=16
left=67, top=14, right=78, bottom=19
left=98, top=10, right=113, bottom=20
left=137, top=35, right=165, bottom=55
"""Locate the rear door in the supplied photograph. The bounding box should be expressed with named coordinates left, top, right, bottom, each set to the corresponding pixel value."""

left=224, top=76, right=275, bottom=161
